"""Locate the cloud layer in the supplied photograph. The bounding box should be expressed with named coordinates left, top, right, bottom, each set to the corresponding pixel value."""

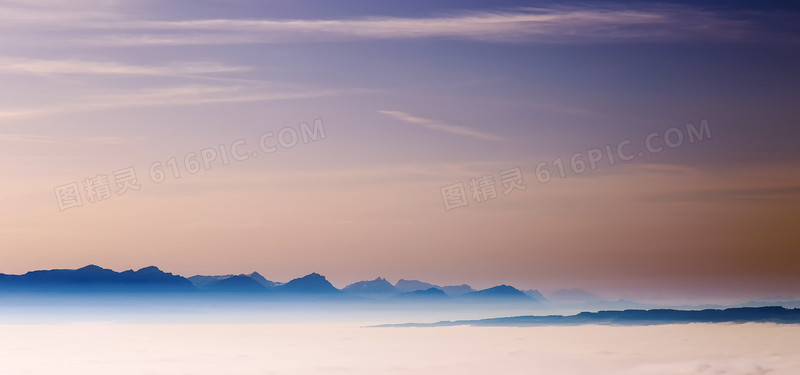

left=0, top=3, right=774, bottom=46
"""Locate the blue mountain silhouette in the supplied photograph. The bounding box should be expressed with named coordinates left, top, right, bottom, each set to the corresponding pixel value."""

left=395, top=279, right=437, bottom=292
left=440, top=284, right=474, bottom=296
left=206, top=275, right=267, bottom=293
left=394, top=287, right=449, bottom=300
left=247, top=272, right=278, bottom=288
left=524, top=289, right=547, bottom=302
left=277, top=273, right=341, bottom=294
left=0, top=265, right=195, bottom=292
left=188, top=272, right=278, bottom=290
left=461, top=285, right=533, bottom=300
left=0, top=265, right=542, bottom=303
left=394, top=279, right=474, bottom=296
left=377, top=306, right=800, bottom=327
left=343, top=277, right=400, bottom=296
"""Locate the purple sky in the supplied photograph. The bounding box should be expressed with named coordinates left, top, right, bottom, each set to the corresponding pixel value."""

left=0, top=0, right=798, bottom=301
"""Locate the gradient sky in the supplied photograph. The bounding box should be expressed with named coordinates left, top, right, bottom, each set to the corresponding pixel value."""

left=1, top=0, right=799, bottom=301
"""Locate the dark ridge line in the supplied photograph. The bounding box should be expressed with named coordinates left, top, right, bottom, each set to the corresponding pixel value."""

left=371, top=306, right=800, bottom=327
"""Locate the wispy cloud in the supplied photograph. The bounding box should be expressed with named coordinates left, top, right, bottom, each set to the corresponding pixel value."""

left=91, top=6, right=756, bottom=46
left=379, top=110, right=502, bottom=141
left=0, top=55, right=353, bottom=120
left=0, top=85, right=348, bottom=119
left=648, top=186, right=800, bottom=203
left=0, top=133, right=140, bottom=144
left=0, top=58, right=249, bottom=76
left=0, top=4, right=773, bottom=46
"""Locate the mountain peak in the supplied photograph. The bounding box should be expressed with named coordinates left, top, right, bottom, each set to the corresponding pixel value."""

left=207, top=275, right=266, bottom=293
left=279, top=272, right=340, bottom=294
left=395, top=287, right=449, bottom=300
left=247, top=272, right=277, bottom=287
left=296, top=272, right=324, bottom=280
left=440, top=284, right=474, bottom=296
left=343, top=277, right=399, bottom=296
left=136, top=266, right=163, bottom=273
left=77, top=264, right=106, bottom=271
left=524, top=289, right=547, bottom=301
left=74, top=265, right=116, bottom=276
left=395, top=279, right=437, bottom=292
left=463, top=284, right=532, bottom=300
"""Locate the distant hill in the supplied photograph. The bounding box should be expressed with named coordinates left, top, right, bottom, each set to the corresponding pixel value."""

left=394, top=287, right=449, bottom=300
left=524, top=289, right=547, bottom=302
left=188, top=272, right=278, bottom=290
left=343, top=277, right=400, bottom=297
left=278, top=273, right=341, bottom=294
left=440, top=285, right=474, bottom=296
left=206, top=275, right=267, bottom=293
left=188, top=275, right=236, bottom=290
left=395, top=279, right=475, bottom=296
left=0, top=265, right=195, bottom=292
left=376, top=306, right=800, bottom=327
left=461, top=285, right=533, bottom=301
left=247, top=272, right=278, bottom=288
left=548, top=288, right=599, bottom=303
left=395, top=279, right=437, bottom=292
left=739, top=300, right=800, bottom=309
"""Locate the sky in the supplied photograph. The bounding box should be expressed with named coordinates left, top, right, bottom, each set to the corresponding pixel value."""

left=0, top=0, right=799, bottom=301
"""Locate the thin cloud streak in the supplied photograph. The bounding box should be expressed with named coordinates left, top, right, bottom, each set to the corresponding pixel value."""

left=0, top=58, right=249, bottom=76
left=0, top=4, right=767, bottom=46
left=0, top=85, right=349, bottom=119
left=379, top=110, right=503, bottom=141
left=0, top=134, right=140, bottom=144
left=91, top=6, right=754, bottom=45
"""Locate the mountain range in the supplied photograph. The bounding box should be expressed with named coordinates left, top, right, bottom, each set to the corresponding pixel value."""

left=3, top=265, right=798, bottom=310
left=0, top=265, right=539, bottom=302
